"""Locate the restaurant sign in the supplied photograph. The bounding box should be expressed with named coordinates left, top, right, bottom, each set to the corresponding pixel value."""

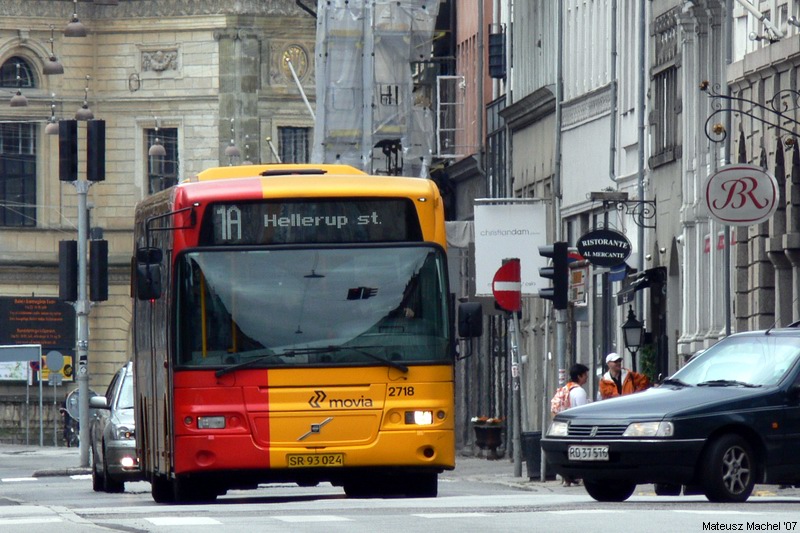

left=576, top=228, right=632, bottom=268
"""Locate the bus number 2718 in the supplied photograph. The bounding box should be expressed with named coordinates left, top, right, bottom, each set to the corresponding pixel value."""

left=388, top=386, right=415, bottom=397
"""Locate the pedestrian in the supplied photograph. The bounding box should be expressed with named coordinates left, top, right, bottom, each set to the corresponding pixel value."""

left=598, top=352, right=649, bottom=400
left=556, top=363, right=590, bottom=487
left=567, top=363, right=590, bottom=408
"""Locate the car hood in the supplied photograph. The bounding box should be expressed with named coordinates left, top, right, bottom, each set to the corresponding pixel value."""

left=556, top=384, right=775, bottom=422
left=112, top=408, right=135, bottom=427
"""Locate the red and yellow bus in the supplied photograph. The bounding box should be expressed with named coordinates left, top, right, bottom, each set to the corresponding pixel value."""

left=132, top=164, right=481, bottom=503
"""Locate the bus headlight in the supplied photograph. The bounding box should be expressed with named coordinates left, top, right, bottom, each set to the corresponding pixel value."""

left=197, top=416, right=226, bottom=429
left=405, top=410, right=433, bottom=425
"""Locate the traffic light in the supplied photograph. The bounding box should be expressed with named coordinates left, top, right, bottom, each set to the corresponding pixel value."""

left=58, top=120, right=78, bottom=182
left=87, top=120, right=106, bottom=182
left=90, top=239, right=109, bottom=302
left=59, top=240, right=78, bottom=302
left=538, top=241, right=569, bottom=310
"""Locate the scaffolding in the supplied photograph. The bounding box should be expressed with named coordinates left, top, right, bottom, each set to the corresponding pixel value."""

left=312, top=0, right=440, bottom=177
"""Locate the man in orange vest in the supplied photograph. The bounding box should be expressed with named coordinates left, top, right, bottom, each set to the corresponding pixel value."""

left=598, top=352, right=649, bottom=399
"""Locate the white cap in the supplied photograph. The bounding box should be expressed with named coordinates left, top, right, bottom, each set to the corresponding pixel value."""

left=606, top=352, right=622, bottom=363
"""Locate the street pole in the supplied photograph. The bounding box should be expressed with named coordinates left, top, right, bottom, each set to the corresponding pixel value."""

left=74, top=179, right=91, bottom=467
left=509, top=311, right=522, bottom=478
left=556, top=309, right=567, bottom=387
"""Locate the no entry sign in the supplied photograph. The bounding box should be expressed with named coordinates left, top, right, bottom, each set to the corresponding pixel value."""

left=492, top=259, right=521, bottom=312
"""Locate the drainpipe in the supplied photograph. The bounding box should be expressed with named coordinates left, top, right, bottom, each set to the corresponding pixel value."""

left=635, top=0, right=646, bottom=323
left=609, top=0, right=618, bottom=183
left=476, top=0, right=487, bottom=196
left=723, top=0, right=733, bottom=337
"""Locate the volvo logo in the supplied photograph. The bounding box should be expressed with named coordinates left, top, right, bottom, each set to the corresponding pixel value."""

left=589, top=426, right=599, bottom=437
left=298, top=417, right=333, bottom=441
left=309, top=390, right=326, bottom=408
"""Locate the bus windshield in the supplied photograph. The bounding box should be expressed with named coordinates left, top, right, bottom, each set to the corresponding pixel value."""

left=175, top=245, right=450, bottom=369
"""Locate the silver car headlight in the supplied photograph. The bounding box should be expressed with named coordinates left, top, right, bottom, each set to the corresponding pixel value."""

left=114, top=425, right=135, bottom=440
left=623, top=421, right=674, bottom=437
left=547, top=421, right=569, bottom=437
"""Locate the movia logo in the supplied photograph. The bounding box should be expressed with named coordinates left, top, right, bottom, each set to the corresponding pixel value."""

left=576, top=228, right=632, bottom=268
left=308, top=390, right=326, bottom=408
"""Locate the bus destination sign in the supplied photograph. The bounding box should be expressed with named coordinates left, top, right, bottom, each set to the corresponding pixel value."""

left=201, top=199, right=423, bottom=245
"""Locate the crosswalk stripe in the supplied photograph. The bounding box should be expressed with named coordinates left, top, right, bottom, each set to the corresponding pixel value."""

left=0, top=517, right=62, bottom=525
left=272, top=516, right=352, bottom=523
left=146, top=517, right=222, bottom=525
left=0, top=478, right=37, bottom=482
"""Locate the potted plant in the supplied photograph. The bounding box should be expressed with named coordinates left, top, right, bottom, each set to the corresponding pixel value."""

left=471, top=416, right=504, bottom=458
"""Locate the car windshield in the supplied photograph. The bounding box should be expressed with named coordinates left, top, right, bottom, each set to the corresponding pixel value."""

left=671, top=334, right=800, bottom=387
left=175, top=245, right=450, bottom=369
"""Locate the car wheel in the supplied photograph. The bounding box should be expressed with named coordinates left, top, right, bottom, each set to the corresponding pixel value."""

left=103, top=448, right=125, bottom=493
left=701, top=434, right=755, bottom=503
left=91, top=445, right=104, bottom=492
left=583, top=480, right=636, bottom=502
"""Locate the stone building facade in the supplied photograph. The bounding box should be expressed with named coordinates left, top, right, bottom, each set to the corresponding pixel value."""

left=0, top=0, right=316, bottom=442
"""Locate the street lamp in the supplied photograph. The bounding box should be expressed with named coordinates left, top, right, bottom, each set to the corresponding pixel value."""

left=621, top=305, right=644, bottom=370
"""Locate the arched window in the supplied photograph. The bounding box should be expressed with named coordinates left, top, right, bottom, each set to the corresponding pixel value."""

left=0, top=56, right=36, bottom=227
left=0, top=56, right=35, bottom=88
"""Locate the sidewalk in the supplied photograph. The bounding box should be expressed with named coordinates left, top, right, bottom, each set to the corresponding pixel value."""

left=3, top=443, right=798, bottom=498
left=0, top=442, right=562, bottom=490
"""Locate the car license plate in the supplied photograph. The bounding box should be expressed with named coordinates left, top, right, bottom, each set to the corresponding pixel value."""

left=287, top=453, right=344, bottom=468
left=568, top=445, right=609, bottom=461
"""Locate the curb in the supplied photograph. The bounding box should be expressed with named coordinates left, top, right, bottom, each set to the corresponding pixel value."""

left=33, top=467, right=91, bottom=478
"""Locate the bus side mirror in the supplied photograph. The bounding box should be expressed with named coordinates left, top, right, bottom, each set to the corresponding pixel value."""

left=136, top=247, right=163, bottom=264
left=458, top=302, right=483, bottom=338
left=135, top=247, right=163, bottom=300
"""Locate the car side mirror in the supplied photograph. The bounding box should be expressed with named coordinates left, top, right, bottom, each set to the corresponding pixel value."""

left=458, top=302, right=483, bottom=338
left=89, top=396, right=109, bottom=410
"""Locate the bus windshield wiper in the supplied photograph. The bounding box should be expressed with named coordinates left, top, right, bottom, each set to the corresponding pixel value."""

left=697, top=379, right=761, bottom=388
left=346, top=345, right=408, bottom=373
left=216, top=345, right=408, bottom=376
left=661, top=378, right=692, bottom=387
left=214, top=350, right=282, bottom=378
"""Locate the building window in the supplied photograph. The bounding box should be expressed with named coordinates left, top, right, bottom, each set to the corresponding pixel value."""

left=650, top=7, right=681, bottom=168
left=0, top=57, right=36, bottom=227
left=0, top=56, right=34, bottom=87
left=146, top=128, right=178, bottom=194
left=278, top=127, right=310, bottom=163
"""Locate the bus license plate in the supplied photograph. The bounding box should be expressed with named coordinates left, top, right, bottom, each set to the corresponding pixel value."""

left=568, top=445, right=609, bottom=461
left=287, top=453, right=344, bottom=468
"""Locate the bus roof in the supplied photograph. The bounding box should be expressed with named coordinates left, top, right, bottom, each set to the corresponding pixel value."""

left=193, top=164, right=367, bottom=182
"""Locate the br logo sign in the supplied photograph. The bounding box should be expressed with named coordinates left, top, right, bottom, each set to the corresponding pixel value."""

left=705, top=164, right=778, bottom=226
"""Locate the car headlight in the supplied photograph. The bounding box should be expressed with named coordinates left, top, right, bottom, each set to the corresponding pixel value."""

left=547, top=421, right=568, bottom=437
left=114, top=425, right=135, bottom=440
left=623, top=421, right=674, bottom=437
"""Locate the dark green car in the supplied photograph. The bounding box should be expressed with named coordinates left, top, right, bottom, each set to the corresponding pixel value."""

left=542, top=327, right=800, bottom=503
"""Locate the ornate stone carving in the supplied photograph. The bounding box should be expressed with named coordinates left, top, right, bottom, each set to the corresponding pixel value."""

left=281, top=45, right=309, bottom=81
left=562, top=89, right=612, bottom=129
left=141, top=50, right=179, bottom=72
left=270, top=42, right=314, bottom=86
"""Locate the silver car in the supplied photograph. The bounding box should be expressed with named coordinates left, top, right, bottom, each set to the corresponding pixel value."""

left=89, top=362, right=141, bottom=492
